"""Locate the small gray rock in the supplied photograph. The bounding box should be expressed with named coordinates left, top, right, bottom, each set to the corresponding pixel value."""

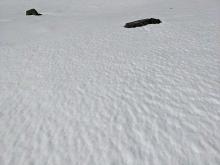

left=124, top=18, right=161, bottom=28
left=26, top=9, right=42, bottom=16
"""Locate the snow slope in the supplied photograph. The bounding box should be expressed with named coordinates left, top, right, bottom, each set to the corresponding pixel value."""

left=0, top=0, right=220, bottom=164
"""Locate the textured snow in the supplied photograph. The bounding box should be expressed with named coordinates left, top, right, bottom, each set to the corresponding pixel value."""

left=0, top=0, right=220, bottom=164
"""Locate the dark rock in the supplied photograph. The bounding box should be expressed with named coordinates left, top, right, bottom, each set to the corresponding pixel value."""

left=124, top=18, right=161, bottom=28
left=26, top=9, right=42, bottom=16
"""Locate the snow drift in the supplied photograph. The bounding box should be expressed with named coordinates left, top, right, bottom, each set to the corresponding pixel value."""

left=0, top=0, right=220, bottom=164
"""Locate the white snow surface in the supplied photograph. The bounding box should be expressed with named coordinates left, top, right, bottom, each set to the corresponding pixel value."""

left=0, top=0, right=220, bottom=164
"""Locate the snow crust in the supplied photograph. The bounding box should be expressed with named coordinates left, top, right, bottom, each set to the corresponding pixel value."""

left=0, top=0, right=220, bottom=164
